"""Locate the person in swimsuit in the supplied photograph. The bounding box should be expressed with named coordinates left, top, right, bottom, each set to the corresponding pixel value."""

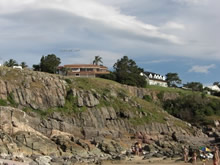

left=213, top=145, right=219, bottom=165
left=183, top=146, right=189, bottom=163
left=192, top=151, right=197, bottom=165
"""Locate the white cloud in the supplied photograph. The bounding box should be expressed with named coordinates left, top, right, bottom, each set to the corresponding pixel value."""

left=139, top=59, right=175, bottom=64
left=162, top=22, right=185, bottom=30
left=0, top=0, right=182, bottom=44
left=172, top=0, right=207, bottom=5
left=0, top=0, right=219, bottom=70
left=189, top=64, right=216, bottom=73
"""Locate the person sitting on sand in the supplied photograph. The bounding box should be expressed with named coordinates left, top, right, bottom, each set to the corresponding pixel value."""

left=213, top=145, right=219, bottom=165
left=183, top=146, right=189, bottom=163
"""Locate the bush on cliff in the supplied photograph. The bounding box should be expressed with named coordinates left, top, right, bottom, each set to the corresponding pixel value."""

left=163, top=93, right=220, bottom=124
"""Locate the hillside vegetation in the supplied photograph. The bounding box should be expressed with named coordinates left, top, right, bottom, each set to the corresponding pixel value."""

left=147, top=85, right=220, bottom=125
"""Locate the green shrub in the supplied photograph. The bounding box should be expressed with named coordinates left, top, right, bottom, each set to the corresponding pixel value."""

left=7, top=92, right=18, bottom=107
left=143, top=95, right=152, bottom=102
left=65, top=78, right=72, bottom=84
left=0, top=99, right=7, bottom=106
left=163, top=94, right=220, bottom=124
left=157, top=91, right=164, bottom=100
left=205, top=107, right=214, bottom=116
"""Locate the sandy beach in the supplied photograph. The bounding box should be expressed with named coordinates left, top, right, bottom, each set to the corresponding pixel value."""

left=100, top=156, right=214, bottom=165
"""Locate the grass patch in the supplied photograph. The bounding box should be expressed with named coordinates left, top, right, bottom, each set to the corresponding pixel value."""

left=147, top=85, right=220, bottom=100
left=0, top=99, right=7, bottom=106
left=143, top=95, right=152, bottom=102
left=23, top=107, right=52, bottom=117
left=173, top=120, right=194, bottom=134
left=157, top=91, right=165, bottom=100
left=126, top=97, right=167, bottom=125
left=7, top=92, right=18, bottom=107
left=200, top=116, right=220, bottom=126
left=0, top=68, right=21, bottom=82
left=65, top=78, right=72, bottom=84
left=30, top=81, right=44, bottom=88
left=70, top=77, right=122, bottom=92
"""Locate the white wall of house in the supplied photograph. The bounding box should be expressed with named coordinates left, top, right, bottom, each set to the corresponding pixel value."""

left=142, top=72, right=168, bottom=87
left=148, top=79, right=168, bottom=87
left=207, top=85, right=220, bottom=92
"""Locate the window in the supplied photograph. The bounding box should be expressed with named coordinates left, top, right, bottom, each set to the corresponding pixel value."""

left=87, top=68, right=94, bottom=72
left=72, top=68, right=80, bottom=72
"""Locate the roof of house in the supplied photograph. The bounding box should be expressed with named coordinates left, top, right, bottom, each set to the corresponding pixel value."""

left=61, top=64, right=108, bottom=69
left=143, top=71, right=166, bottom=82
left=144, top=71, right=163, bottom=76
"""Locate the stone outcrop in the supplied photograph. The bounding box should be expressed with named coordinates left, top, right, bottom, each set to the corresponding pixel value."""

left=123, top=85, right=179, bottom=101
left=0, top=67, right=215, bottom=164
left=0, top=106, right=210, bottom=159
left=0, top=68, right=180, bottom=111
left=0, top=68, right=66, bottom=110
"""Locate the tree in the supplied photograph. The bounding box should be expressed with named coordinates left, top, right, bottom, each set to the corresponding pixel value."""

left=113, top=56, right=146, bottom=87
left=4, top=59, right=18, bottom=67
left=20, top=62, right=28, bottom=68
left=33, top=54, right=61, bottom=73
left=93, top=56, right=103, bottom=65
left=33, top=64, right=40, bottom=71
left=213, top=82, right=220, bottom=88
left=165, top=73, right=182, bottom=87
left=99, top=71, right=116, bottom=81
left=183, top=82, right=203, bottom=91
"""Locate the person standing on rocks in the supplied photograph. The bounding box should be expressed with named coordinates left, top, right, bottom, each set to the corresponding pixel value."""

left=213, top=145, right=219, bottom=165
left=183, top=146, right=189, bottom=163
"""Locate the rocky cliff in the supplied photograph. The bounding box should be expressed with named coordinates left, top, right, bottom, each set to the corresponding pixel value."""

left=0, top=67, right=213, bottom=164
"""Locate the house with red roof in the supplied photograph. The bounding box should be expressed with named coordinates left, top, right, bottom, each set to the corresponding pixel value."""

left=58, top=64, right=110, bottom=77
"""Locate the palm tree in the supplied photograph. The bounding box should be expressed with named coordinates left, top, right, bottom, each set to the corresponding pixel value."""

left=4, top=59, right=18, bottom=67
left=20, top=62, right=28, bottom=68
left=93, top=56, right=103, bottom=65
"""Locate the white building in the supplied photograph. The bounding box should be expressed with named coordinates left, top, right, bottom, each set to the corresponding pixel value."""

left=206, top=85, right=220, bottom=92
left=141, top=72, right=168, bottom=87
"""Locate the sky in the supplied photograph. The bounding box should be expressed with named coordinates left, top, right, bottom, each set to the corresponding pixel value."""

left=0, top=0, right=219, bottom=85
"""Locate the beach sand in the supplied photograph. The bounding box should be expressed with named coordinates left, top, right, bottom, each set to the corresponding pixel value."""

left=100, top=156, right=213, bottom=165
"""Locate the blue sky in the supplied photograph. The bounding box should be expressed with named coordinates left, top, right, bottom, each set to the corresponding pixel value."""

left=0, top=0, right=219, bottom=85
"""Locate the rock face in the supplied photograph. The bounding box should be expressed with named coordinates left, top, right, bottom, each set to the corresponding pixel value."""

left=0, top=106, right=210, bottom=160
left=0, top=68, right=66, bottom=110
left=0, top=68, right=179, bottom=111
left=0, top=68, right=214, bottom=163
